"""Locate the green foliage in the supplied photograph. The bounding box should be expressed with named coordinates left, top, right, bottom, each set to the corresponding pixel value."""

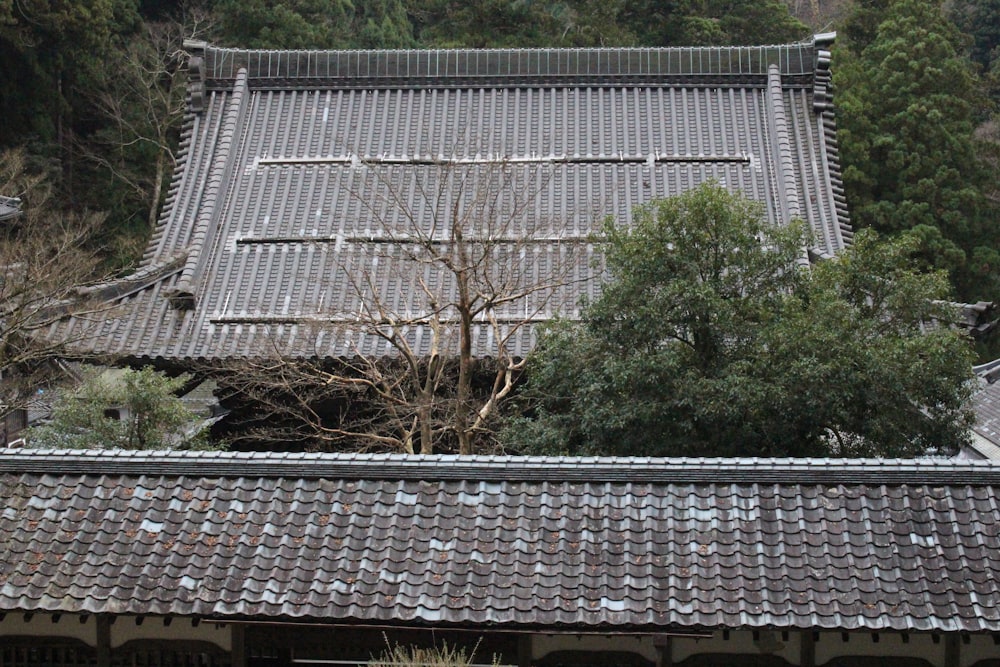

left=948, top=0, right=1000, bottom=75
left=836, top=0, right=999, bottom=299
left=504, top=184, right=976, bottom=458
left=408, top=0, right=570, bottom=47
left=26, top=367, right=220, bottom=450
left=840, top=0, right=891, bottom=51
left=214, top=0, right=352, bottom=48
left=674, top=0, right=808, bottom=45
left=0, top=0, right=140, bottom=146
left=354, top=0, right=417, bottom=48
left=408, top=0, right=806, bottom=47
left=214, top=0, right=415, bottom=49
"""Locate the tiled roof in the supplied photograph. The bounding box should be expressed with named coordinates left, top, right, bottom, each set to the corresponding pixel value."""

left=2, top=450, right=999, bottom=632
left=972, top=376, right=1000, bottom=451
left=0, top=195, right=21, bottom=222
left=47, top=35, right=850, bottom=362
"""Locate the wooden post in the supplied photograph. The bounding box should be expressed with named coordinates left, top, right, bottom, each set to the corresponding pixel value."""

left=653, top=635, right=672, bottom=667
left=944, top=635, right=960, bottom=667
left=517, top=635, right=532, bottom=667
left=231, top=624, right=247, bottom=667
left=96, top=616, right=111, bottom=667
left=799, top=632, right=815, bottom=667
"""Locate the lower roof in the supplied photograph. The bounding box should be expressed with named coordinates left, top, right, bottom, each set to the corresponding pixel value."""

left=2, top=451, right=997, bottom=633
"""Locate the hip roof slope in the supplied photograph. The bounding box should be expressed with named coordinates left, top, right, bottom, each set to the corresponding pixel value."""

left=45, top=36, right=850, bottom=362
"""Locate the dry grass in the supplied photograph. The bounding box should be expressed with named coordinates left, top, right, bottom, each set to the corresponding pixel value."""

left=368, top=639, right=500, bottom=667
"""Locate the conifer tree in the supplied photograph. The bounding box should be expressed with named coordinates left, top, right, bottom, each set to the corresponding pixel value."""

left=836, top=0, right=998, bottom=299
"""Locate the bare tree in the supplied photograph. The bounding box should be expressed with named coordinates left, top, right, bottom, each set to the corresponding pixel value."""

left=78, top=10, right=213, bottom=238
left=216, top=158, right=591, bottom=454
left=0, top=149, right=115, bottom=427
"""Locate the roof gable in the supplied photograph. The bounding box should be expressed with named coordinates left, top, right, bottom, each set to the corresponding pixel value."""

left=1, top=451, right=997, bottom=632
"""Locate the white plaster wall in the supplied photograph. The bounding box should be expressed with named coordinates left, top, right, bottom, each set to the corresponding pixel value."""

left=962, top=635, right=1000, bottom=667
left=531, top=634, right=658, bottom=662
left=672, top=631, right=801, bottom=664
left=0, top=612, right=97, bottom=644
left=816, top=632, right=944, bottom=666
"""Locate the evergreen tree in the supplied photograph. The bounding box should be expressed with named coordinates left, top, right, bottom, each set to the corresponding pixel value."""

left=610, top=0, right=806, bottom=46
left=836, top=0, right=998, bottom=299
left=503, top=184, right=976, bottom=458
left=354, top=0, right=416, bottom=48
left=0, top=0, right=141, bottom=180
left=213, top=0, right=356, bottom=49
left=211, top=0, right=415, bottom=49
left=407, top=0, right=566, bottom=47
left=26, top=367, right=218, bottom=450
left=948, top=0, right=1000, bottom=75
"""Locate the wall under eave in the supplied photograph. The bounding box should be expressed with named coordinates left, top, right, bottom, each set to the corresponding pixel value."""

left=0, top=612, right=230, bottom=650
left=532, top=629, right=1000, bottom=667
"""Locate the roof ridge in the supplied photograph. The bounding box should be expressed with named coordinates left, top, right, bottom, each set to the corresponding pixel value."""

left=2, top=449, right=998, bottom=484
left=166, top=69, right=251, bottom=310
left=185, top=39, right=823, bottom=85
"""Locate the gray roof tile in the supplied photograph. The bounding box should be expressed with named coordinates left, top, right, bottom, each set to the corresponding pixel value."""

left=2, top=450, right=1000, bottom=632
left=48, top=38, right=849, bottom=362
left=972, top=378, right=1000, bottom=451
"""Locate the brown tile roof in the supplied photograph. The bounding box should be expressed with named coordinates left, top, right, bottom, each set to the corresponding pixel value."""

left=1, top=450, right=998, bottom=632
left=47, top=36, right=849, bottom=362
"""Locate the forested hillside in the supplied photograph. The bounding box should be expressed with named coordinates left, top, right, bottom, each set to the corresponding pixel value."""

left=0, top=0, right=996, bottom=302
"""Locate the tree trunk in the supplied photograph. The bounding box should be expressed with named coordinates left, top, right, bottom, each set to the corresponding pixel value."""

left=419, top=399, right=433, bottom=454
left=148, top=149, right=166, bottom=230
left=456, top=302, right=473, bottom=455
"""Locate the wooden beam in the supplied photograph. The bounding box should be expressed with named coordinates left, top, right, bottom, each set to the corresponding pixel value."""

left=799, top=631, right=815, bottom=667
left=96, top=616, right=111, bottom=667
left=653, top=635, right=672, bottom=667
left=944, top=634, right=960, bottom=667
left=231, top=624, right=247, bottom=667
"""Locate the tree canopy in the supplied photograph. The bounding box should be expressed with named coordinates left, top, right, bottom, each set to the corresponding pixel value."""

left=836, top=0, right=999, bottom=301
left=504, top=184, right=976, bottom=458
left=26, top=367, right=217, bottom=450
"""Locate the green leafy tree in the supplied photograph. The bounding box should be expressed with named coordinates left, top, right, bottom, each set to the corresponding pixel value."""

left=407, top=0, right=566, bottom=47
left=504, top=184, right=975, bottom=458
left=76, top=17, right=205, bottom=265
left=620, top=0, right=808, bottom=46
left=948, top=0, right=1000, bottom=76
left=408, top=0, right=806, bottom=48
left=353, top=0, right=417, bottom=48
left=836, top=0, right=998, bottom=299
left=0, top=0, right=141, bottom=176
left=213, top=0, right=353, bottom=48
left=214, top=0, right=414, bottom=49
left=26, top=367, right=219, bottom=450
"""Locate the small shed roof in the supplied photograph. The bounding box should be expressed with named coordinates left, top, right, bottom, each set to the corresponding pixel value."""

left=0, top=196, right=22, bottom=223
left=969, top=371, right=1000, bottom=458
left=1, top=450, right=997, bottom=633
left=46, top=36, right=849, bottom=363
